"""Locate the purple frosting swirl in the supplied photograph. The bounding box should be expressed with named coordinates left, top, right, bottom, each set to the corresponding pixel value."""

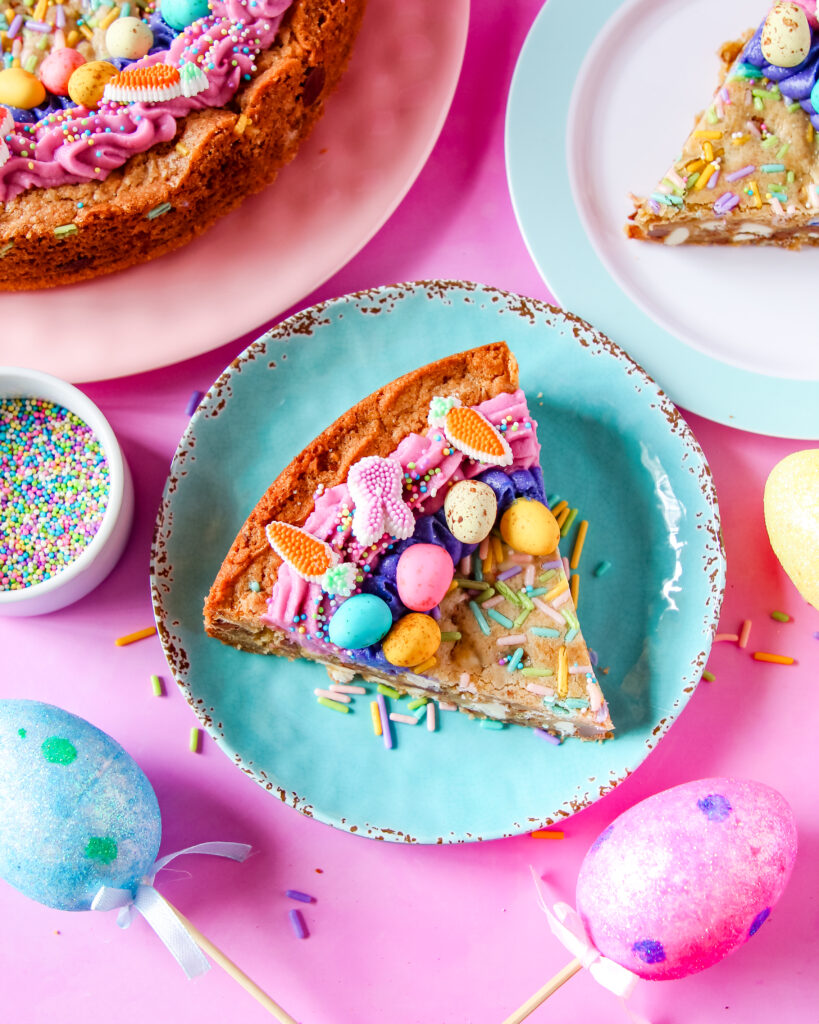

left=743, top=22, right=819, bottom=128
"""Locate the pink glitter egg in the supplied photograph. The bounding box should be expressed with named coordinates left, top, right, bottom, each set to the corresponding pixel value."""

left=395, top=543, right=454, bottom=612
left=576, top=778, right=797, bottom=981
left=39, top=49, right=86, bottom=97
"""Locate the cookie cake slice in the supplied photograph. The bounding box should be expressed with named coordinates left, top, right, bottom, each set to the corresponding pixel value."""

left=204, top=343, right=613, bottom=741
left=627, top=1, right=819, bottom=247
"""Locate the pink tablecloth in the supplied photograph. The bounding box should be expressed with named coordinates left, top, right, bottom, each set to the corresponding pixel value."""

left=2, top=3, right=817, bottom=1022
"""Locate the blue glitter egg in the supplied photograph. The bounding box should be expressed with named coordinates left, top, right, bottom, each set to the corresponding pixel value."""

left=0, top=700, right=161, bottom=911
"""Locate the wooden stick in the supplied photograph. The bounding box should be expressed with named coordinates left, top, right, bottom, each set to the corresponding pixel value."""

left=502, top=958, right=583, bottom=1024
left=166, top=899, right=299, bottom=1023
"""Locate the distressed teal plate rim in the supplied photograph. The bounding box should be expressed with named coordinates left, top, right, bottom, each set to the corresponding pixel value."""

left=505, top=0, right=819, bottom=439
left=150, top=281, right=725, bottom=844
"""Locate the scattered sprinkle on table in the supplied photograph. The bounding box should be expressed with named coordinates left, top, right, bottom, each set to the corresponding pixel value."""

left=115, top=626, right=157, bottom=647
left=150, top=674, right=164, bottom=697
left=286, top=890, right=315, bottom=904
left=593, top=561, right=611, bottom=578
left=738, top=620, right=752, bottom=648
left=702, top=670, right=715, bottom=682
left=185, top=390, right=204, bottom=416
left=530, top=829, right=565, bottom=839
left=1, top=397, right=109, bottom=591
left=770, top=610, right=791, bottom=623
left=714, top=633, right=739, bottom=643
left=288, top=909, right=308, bottom=939
left=752, top=652, right=796, bottom=665
left=189, top=727, right=201, bottom=753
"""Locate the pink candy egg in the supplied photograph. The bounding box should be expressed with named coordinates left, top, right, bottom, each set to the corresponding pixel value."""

left=39, top=48, right=86, bottom=97
left=396, top=543, right=454, bottom=612
left=576, top=778, right=797, bottom=981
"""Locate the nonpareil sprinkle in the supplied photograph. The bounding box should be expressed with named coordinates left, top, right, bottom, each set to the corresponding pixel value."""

left=1, top=398, right=109, bottom=591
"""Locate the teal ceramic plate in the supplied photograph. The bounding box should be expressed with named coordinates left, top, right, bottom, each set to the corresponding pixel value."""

left=506, top=0, right=819, bottom=438
left=151, top=282, right=724, bottom=843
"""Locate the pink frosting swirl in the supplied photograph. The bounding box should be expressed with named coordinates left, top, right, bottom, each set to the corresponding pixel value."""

left=262, top=389, right=542, bottom=647
left=0, top=0, right=292, bottom=201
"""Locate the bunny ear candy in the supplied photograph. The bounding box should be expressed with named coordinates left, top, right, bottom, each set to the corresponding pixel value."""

left=0, top=700, right=297, bottom=1023
left=504, top=778, right=798, bottom=1023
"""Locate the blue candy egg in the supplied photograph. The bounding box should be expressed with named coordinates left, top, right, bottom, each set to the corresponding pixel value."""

left=0, top=700, right=161, bottom=911
left=328, top=593, right=392, bottom=650
left=159, top=0, right=210, bottom=30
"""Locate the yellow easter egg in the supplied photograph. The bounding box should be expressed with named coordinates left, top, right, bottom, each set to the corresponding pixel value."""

left=500, top=498, right=560, bottom=556
left=0, top=68, right=46, bottom=110
left=382, top=613, right=441, bottom=668
left=68, top=61, right=118, bottom=108
left=764, top=449, right=819, bottom=610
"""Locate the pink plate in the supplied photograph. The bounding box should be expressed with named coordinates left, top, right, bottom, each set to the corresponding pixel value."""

left=2, top=0, right=469, bottom=383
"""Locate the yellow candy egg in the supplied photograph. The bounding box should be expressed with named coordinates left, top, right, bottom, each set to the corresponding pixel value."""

left=500, top=497, right=560, bottom=556
left=761, top=2, right=811, bottom=69
left=0, top=68, right=46, bottom=110
left=68, top=60, right=118, bottom=109
left=382, top=613, right=441, bottom=668
left=764, top=449, right=819, bottom=611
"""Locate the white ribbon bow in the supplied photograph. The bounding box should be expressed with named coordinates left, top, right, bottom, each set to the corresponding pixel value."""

left=92, top=841, right=252, bottom=979
left=530, top=866, right=650, bottom=1021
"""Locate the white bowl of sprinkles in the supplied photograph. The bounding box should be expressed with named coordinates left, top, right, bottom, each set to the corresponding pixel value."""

left=0, top=366, right=133, bottom=616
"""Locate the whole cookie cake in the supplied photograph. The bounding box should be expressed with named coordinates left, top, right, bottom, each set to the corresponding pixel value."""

left=204, top=342, right=614, bottom=742
left=0, top=0, right=364, bottom=289
left=628, top=0, right=819, bottom=247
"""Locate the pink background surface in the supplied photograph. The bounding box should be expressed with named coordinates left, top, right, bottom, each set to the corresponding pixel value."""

left=2, top=2, right=818, bottom=1022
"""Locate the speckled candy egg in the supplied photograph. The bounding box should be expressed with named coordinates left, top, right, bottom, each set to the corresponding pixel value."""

left=444, top=480, right=497, bottom=544
left=764, top=448, right=819, bottom=610
left=499, top=497, right=559, bottom=556
left=105, top=17, right=154, bottom=60
left=160, top=0, right=210, bottom=30
left=328, top=593, right=392, bottom=650
left=68, top=60, right=118, bottom=108
left=0, top=700, right=161, bottom=912
left=395, top=543, right=454, bottom=612
left=576, top=778, right=797, bottom=981
left=382, top=613, right=441, bottom=667
left=0, top=67, right=46, bottom=109
left=39, top=48, right=86, bottom=96
left=762, top=2, right=812, bottom=68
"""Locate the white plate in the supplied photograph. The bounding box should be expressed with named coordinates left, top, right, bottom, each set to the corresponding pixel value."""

left=568, top=0, right=819, bottom=381
left=506, top=0, right=819, bottom=437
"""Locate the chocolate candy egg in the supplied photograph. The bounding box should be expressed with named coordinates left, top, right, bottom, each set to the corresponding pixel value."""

left=328, top=593, right=392, bottom=650
left=764, top=448, right=819, bottom=610
left=68, top=60, right=118, bottom=108
left=382, top=613, right=441, bottom=667
left=500, top=498, right=559, bottom=556
left=105, top=17, right=154, bottom=60
left=160, top=0, right=210, bottom=31
left=0, top=67, right=46, bottom=110
left=39, top=48, right=86, bottom=97
left=396, top=543, right=454, bottom=612
left=444, top=480, right=497, bottom=544
left=0, top=700, right=161, bottom=912
left=762, top=2, right=811, bottom=68
left=576, top=778, right=797, bottom=981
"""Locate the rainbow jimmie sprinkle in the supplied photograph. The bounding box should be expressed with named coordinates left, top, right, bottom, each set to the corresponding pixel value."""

left=1, top=396, right=109, bottom=590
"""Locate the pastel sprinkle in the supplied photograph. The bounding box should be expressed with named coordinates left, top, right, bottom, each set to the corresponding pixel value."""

left=329, top=683, right=367, bottom=695
left=738, top=620, right=752, bottom=648
left=479, top=719, right=505, bottom=730
left=389, top=713, right=419, bottom=725
left=487, top=608, right=514, bottom=629
left=497, top=634, right=527, bottom=647
left=377, top=684, right=401, bottom=699
left=317, top=696, right=349, bottom=713
left=370, top=700, right=382, bottom=736
left=289, top=909, right=308, bottom=939
left=521, top=667, right=553, bottom=678
left=469, top=600, right=491, bottom=636
left=506, top=647, right=524, bottom=672
left=724, top=164, right=755, bottom=182
left=314, top=689, right=351, bottom=703
left=1, top=398, right=109, bottom=592
left=377, top=693, right=393, bottom=749
left=189, top=727, right=200, bottom=753
left=150, top=674, right=164, bottom=697
left=286, top=890, right=315, bottom=903
left=115, top=626, right=156, bottom=646
left=531, top=830, right=564, bottom=839
left=185, top=390, right=204, bottom=416
left=752, top=652, right=795, bottom=664
left=702, top=670, right=715, bottom=682
left=534, top=728, right=562, bottom=745
left=593, top=561, right=611, bottom=577
left=496, top=566, right=521, bottom=582
left=714, top=633, right=739, bottom=643
left=426, top=702, right=436, bottom=732
left=770, top=610, right=791, bottom=622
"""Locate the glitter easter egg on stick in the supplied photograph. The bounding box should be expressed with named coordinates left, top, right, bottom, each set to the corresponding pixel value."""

left=0, top=700, right=298, bottom=1022
left=502, top=778, right=798, bottom=1023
